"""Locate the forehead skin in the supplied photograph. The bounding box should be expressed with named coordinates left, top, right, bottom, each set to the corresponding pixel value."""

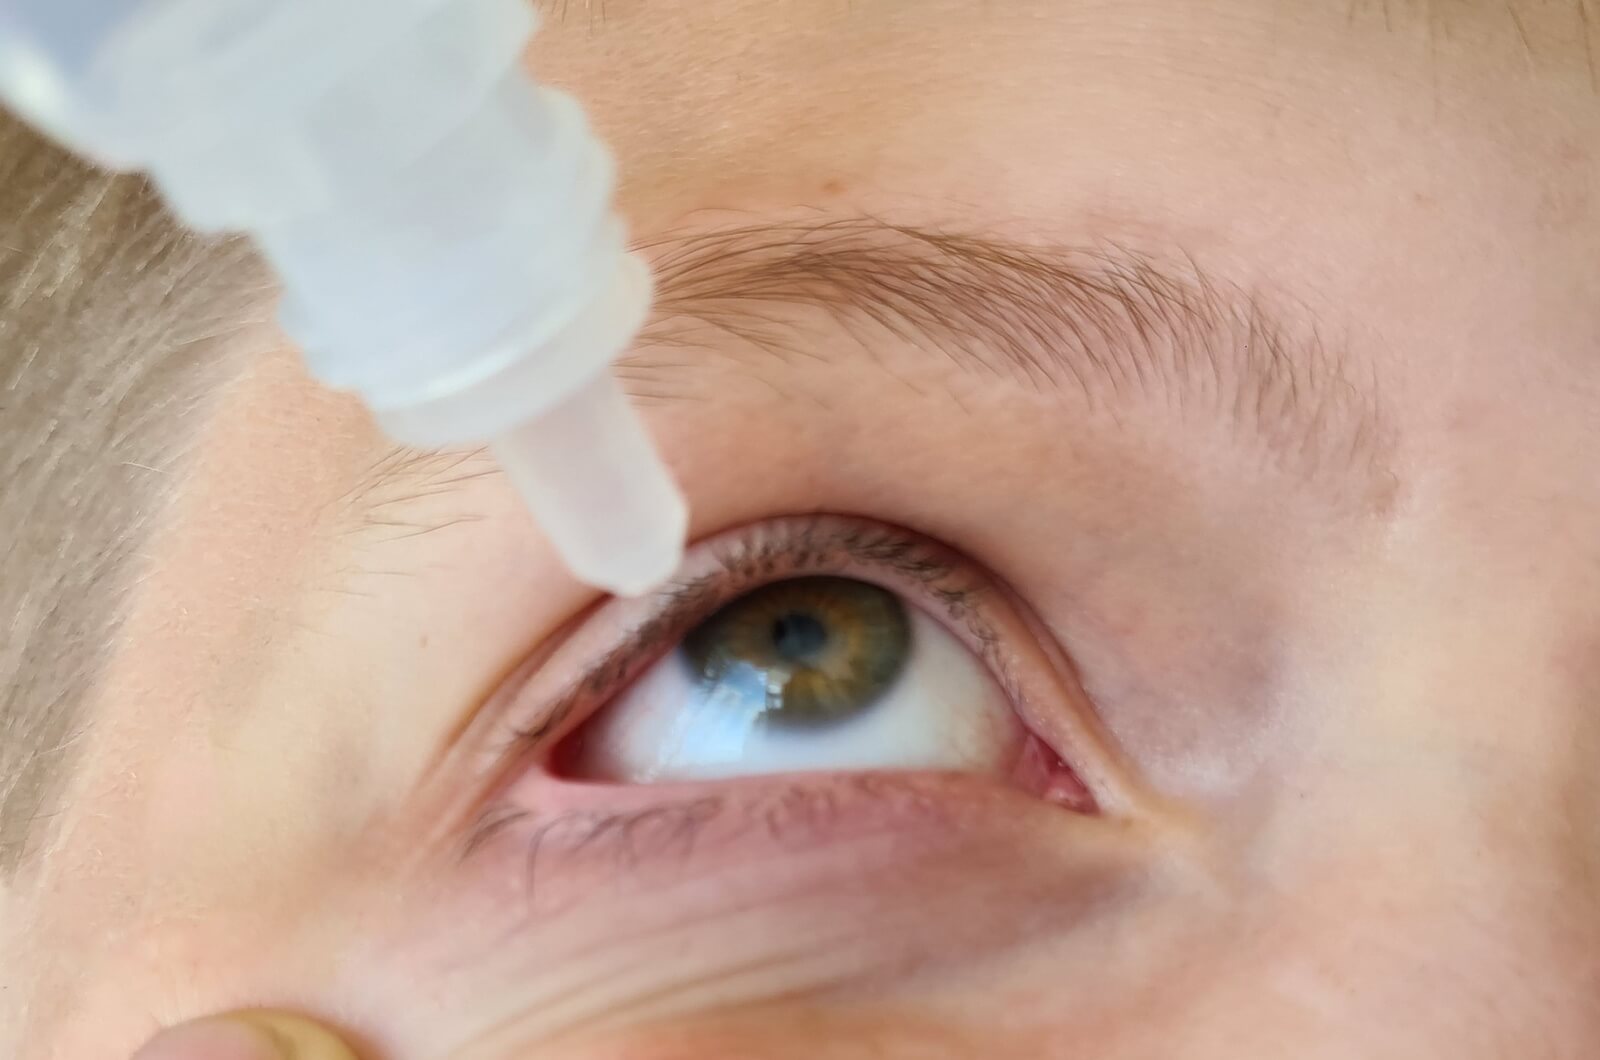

left=552, top=0, right=1600, bottom=580
left=7, top=1, right=1600, bottom=1058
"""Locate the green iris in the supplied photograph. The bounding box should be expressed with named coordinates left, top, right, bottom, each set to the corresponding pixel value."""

left=682, top=576, right=912, bottom=728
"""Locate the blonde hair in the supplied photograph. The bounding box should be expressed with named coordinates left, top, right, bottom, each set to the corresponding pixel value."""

left=0, top=112, right=267, bottom=873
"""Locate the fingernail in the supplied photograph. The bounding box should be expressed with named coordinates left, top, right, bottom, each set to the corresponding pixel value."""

left=131, top=1017, right=284, bottom=1060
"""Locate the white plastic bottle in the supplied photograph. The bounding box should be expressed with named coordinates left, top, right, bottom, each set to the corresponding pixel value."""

left=0, top=0, right=687, bottom=595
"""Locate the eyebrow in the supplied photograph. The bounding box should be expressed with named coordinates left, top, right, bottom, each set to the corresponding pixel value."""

left=352, top=214, right=1400, bottom=541
left=623, top=215, right=1396, bottom=512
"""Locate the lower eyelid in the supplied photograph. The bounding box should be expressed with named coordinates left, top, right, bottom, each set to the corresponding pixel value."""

left=440, top=764, right=1146, bottom=1023
left=473, top=514, right=1132, bottom=835
left=466, top=766, right=1082, bottom=909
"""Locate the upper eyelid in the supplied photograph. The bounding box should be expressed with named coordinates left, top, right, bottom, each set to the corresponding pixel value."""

left=491, top=515, right=1013, bottom=768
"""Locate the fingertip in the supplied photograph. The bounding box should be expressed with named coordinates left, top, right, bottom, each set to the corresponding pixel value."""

left=132, top=1017, right=281, bottom=1060
left=132, top=1012, right=358, bottom=1060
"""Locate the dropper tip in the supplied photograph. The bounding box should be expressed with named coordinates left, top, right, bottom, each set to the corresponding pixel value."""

left=490, top=373, right=688, bottom=597
left=573, top=490, right=688, bottom=598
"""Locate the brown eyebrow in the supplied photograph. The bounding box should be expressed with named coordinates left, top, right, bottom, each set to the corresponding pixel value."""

left=624, top=215, right=1397, bottom=514
left=353, top=216, right=1399, bottom=543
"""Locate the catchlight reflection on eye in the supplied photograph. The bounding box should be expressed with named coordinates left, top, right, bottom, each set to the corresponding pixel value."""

left=562, top=576, right=1025, bottom=783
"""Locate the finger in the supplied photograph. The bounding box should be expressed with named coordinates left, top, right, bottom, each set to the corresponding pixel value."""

left=131, top=1011, right=359, bottom=1060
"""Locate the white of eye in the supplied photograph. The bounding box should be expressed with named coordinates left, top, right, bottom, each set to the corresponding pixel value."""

left=567, top=606, right=1023, bottom=783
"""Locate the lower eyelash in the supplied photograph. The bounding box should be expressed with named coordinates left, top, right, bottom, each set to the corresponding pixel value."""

left=462, top=773, right=980, bottom=910
left=523, top=798, right=726, bottom=902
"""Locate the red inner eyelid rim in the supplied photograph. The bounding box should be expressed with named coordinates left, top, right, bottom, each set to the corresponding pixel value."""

left=480, top=513, right=1122, bottom=812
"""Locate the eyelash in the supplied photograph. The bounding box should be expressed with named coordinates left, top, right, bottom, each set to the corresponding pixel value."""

left=449, top=514, right=1115, bottom=891
left=501, top=516, right=1017, bottom=757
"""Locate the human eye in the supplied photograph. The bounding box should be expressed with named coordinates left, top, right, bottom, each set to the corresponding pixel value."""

left=420, top=514, right=1140, bottom=1030
left=509, top=515, right=1099, bottom=812
left=560, top=574, right=1023, bottom=784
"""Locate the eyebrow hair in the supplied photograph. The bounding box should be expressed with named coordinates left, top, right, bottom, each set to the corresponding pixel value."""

left=348, top=215, right=1397, bottom=542
left=625, top=215, right=1397, bottom=512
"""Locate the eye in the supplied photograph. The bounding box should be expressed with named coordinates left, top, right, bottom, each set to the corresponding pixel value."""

left=556, top=574, right=1027, bottom=783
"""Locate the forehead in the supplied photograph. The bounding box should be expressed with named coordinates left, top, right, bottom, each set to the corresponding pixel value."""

left=530, top=0, right=1600, bottom=200
left=534, top=0, right=1600, bottom=414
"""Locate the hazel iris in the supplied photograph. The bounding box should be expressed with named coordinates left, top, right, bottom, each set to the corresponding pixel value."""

left=682, top=576, right=912, bottom=728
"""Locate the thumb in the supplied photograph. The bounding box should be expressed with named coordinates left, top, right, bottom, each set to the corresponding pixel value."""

left=131, top=1011, right=359, bottom=1060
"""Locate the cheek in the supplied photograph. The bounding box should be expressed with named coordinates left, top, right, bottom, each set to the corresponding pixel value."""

left=24, top=808, right=362, bottom=1060
left=332, top=787, right=1142, bottom=1060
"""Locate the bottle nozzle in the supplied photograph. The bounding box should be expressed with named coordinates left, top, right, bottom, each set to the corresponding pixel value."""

left=491, top=372, right=687, bottom=597
left=0, top=0, right=691, bottom=596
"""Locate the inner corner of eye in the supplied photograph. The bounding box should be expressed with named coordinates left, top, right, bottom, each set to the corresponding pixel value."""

left=546, top=574, right=1068, bottom=798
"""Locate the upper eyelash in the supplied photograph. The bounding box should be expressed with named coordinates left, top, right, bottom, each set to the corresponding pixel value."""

left=505, top=517, right=1000, bottom=752
left=695, top=519, right=964, bottom=593
left=696, top=521, right=997, bottom=652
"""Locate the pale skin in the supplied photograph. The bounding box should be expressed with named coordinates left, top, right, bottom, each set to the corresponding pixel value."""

left=6, top=0, right=1600, bottom=1057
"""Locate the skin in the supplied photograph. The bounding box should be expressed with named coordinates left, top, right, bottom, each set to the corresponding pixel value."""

left=132, top=1013, right=358, bottom=1060
left=5, top=0, right=1600, bottom=1056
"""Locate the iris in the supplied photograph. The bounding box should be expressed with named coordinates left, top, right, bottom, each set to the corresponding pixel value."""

left=683, top=577, right=912, bottom=729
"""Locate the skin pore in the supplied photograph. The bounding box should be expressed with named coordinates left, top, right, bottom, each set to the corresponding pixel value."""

left=5, top=0, right=1600, bottom=1057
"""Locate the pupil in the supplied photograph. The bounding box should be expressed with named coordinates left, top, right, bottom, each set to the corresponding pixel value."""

left=770, top=611, right=828, bottom=661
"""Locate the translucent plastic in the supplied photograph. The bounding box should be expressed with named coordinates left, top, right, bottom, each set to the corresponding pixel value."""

left=493, top=375, right=688, bottom=597
left=0, top=0, right=688, bottom=594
